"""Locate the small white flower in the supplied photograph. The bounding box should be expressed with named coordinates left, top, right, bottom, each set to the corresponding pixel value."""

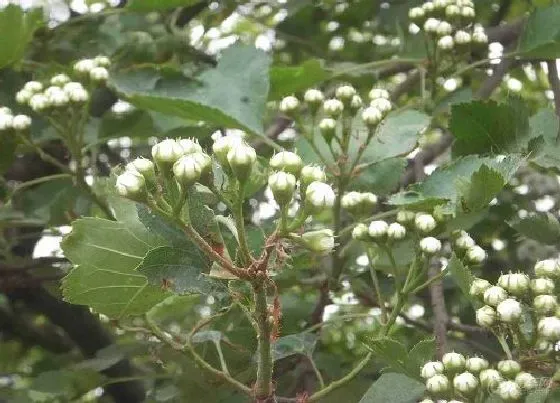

left=415, top=213, right=436, bottom=233
left=173, top=155, right=202, bottom=186
left=368, top=220, right=389, bottom=239
left=442, top=352, right=466, bottom=372
left=279, top=95, right=300, bottom=113
left=538, top=316, right=560, bottom=341
left=0, top=114, right=13, bottom=131
left=152, top=139, right=184, bottom=166
left=178, top=138, right=203, bottom=155
left=472, top=31, right=488, bottom=44
left=498, top=272, right=529, bottom=295
left=455, top=234, right=475, bottom=250
left=90, top=67, right=109, bottom=82
left=387, top=223, right=406, bottom=240
left=361, top=106, right=383, bottom=126
left=425, top=374, right=449, bottom=394
left=469, top=278, right=491, bottom=297
left=466, top=245, right=486, bottom=263
left=323, top=99, right=344, bottom=117
left=352, top=223, right=369, bottom=241
left=497, top=380, right=522, bottom=401
left=47, top=88, right=69, bottom=107
left=341, top=191, right=361, bottom=209
left=497, top=360, right=521, bottom=377
left=116, top=170, right=146, bottom=199
left=12, top=114, right=32, bottom=131
left=419, top=237, right=441, bottom=254
left=23, top=81, right=43, bottom=93
left=454, top=30, right=472, bottom=45
left=29, top=94, right=50, bottom=111
left=112, top=100, right=134, bottom=115
left=396, top=210, right=415, bottom=224
left=497, top=298, right=522, bottom=323
left=268, top=171, right=296, bottom=205
left=269, top=151, right=303, bottom=176
left=369, top=98, right=392, bottom=114
left=89, top=2, right=106, bottom=13
left=423, top=18, right=440, bottom=33
left=531, top=277, right=555, bottom=295
left=437, top=35, right=454, bottom=50
left=301, top=229, right=335, bottom=255
left=94, top=55, right=111, bottom=67
left=306, top=181, right=335, bottom=213
left=421, top=361, right=444, bottom=379
left=227, top=142, right=257, bottom=181
left=465, top=357, right=489, bottom=373
left=476, top=305, right=496, bottom=328
left=483, top=286, right=508, bottom=307
left=74, top=59, right=96, bottom=73
left=64, top=82, right=89, bottom=102
left=301, top=165, right=326, bottom=184
left=515, top=372, right=537, bottom=390
left=15, top=89, right=33, bottom=104
left=50, top=74, right=70, bottom=86
left=453, top=371, right=478, bottom=395
left=335, top=85, right=356, bottom=100
left=408, top=7, right=425, bottom=20
left=368, top=88, right=390, bottom=100
left=461, top=6, right=475, bottom=19
left=304, top=89, right=324, bottom=104
left=436, top=21, right=453, bottom=36
left=534, top=259, right=560, bottom=278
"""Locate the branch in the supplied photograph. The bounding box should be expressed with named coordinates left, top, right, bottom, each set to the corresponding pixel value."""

left=546, top=61, right=560, bottom=140
left=428, top=264, right=448, bottom=359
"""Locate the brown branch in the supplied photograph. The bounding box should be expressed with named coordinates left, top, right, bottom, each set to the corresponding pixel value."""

left=428, top=263, right=448, bottom=359
left=546, top=61, right=560, bottom=140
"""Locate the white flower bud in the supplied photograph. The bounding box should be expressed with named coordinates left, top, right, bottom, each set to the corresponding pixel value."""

left=323, top=99, right=344, bottom=117
left=425, top=374, right=449, bottom=394
left=68, top=87, right=89, bottom=103
left=422, top=2, right=435, bottom=14
left=498, top=272, right=530, bottom=296
left=476, top=305, right=496, bottom=328
left=423, top=18, right=440, bottom=33
left=16, top=89, right=33, bottom=104
left=269, top=151, right=303, bottom=177
left=279, top=95, right=299, bottom=114
left=387, top=223, right=406, bottom=240
left=369, top=98, right=392, bottom=114
left=466, top=246, right=486, bottom=264
left=415, top=213, right=436, bottom=233
left=127, top=158, right=155, bottom=183
left=436, top=21, right=453, bottom=36
left=319, top=117, right=337, bottom=140
left=433, top=0, right=449, bottom=8
left=63, top=81, right=85, bottom=95
left=497, top=380, right=522, bottom=401
left=0, top=107, right=11, bottom=115
left=442, top=352, right=466, bottom=372
left=94, top=55, right=111, bottom=67
left=421, top=361, right=444, bottom=379
left=227, top=142, right=257, bottom=182
left=368, top=220, right=389, bottom=239
left=437, top=35, right=454, bottom=50
left=90, top=67, right=109, bottom=82
left=497, top=298, right=522, bottom=323
left=304, top=89, right=324, bottom=105
left=268, top=171, right=296, bottom=206
left=352, top=223, right=369, bottom=241
left=531, top=277, right=555, bottom=295
left=396, top=210, right=415, bottom=224
left=480, top=369, right=502, bottom=390
left=497, top=360, right=521, bottom=378
left=419, top=237, right=441, bottom=254
left=152, top=139, right=184, bottom=168
left=305, top=181, right=335, bottom=213
left=454, top=30, right=472, bottom=45
left=23, top=81, right=43, bottom=93
left=454, top=234, right=475, bottom=250
left=408, top=7, right=425, bottom=21
left=361, top=106, right=383, bottom=126
left=50, top=74, right=70, bottom=86
left=190, top=152, right=212, bottom=177
left=350, top=95, right=362, bottom=110
left=461, top=6, right=475, bottom=19
left=368, top=88, right=390, bottom=100
left=116, top=170, right=146, bottom=200
left=29, top=94, right=50, bottom=111
left=534, top=295, right=557, bottom=315
left=465, top=357, right=489, bottom=373
left=301, top=165, right=326, bottom=184
left=12, top=114, right=32, bottom=131
left=472, top=31, right=488, bottom=44
left=538, top=316, right=560, bottom=341
left=46, top=87, right=69, bottom=107
left=0, top=114, right=13, bottom=131
left=483, top=286, right=508, bottom=307
left=470, top=278, right=491, bottom=297
left=212, top=135, right=243, bottom=167
left=173, top=155, right=202, bottom=187
left=445, top=4, right=460, bottom=17
left=453, top=371, right=478, bottom=395
left=515, top=372, right=537, bottom=390
left=335, top=85, right=356, bottom=101
left=456, top=0, right=474, bottom=6
left=301, top=229, right=335, bottom=255
left=535, top=259, right=560, bottom=278
left=178, top=138, right=203, bottom=155
left=74, top=59, right=96, bottom=73
left=341, top=191, right=361, bottom=209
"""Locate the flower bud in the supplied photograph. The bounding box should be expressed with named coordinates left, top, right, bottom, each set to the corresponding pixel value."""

left=469, top=278, right=491, bottom=297
left=466, top=246, right=486, bottom=264
left=535, top=259, right=560, bottom=279
left=74, top=59, right=96, bottom=73
left=362, top=106, right=383, bottom=126
left=453, top=371, right=478, bottom=395
left=442, top=352, right=465, bottom=373
left=279, top=95, right=299, bottom=115
left=68, top=87, right=89, bottom=103
left=368, top=220, right=388, bottom=240
left=212, top=135, right=243, bottom=167
left=498, top=272, right=530, bottom=296
left=12, top=114, right=32, bottom=131
left=369, top=98, right=392, bottom=114
left=15, top=89, right=33, bottom=104
left=368, top=88, right=390, bottom=100
left=497, top=360, right=521, bottom=379
left=465, top=357, right=489, bottom=374
left=455, top=234, right=476, bottom=251
left=29, top=94, right=50, bottom=111
left=152, top=139, right=184, bottom=170
left=425, top=374, right=449, bottom=394
left=301, top=229, right=335, bottom=255
left=116, top=170, right=147, bottom=201
left=497, top=298, right=522, bottom=323
left=304, top=89, right=324, bottom=105
left=483, top=286, right=508, bottom=307
left=423, top=17, right=440, bottom=33
left=350, top=95, right=362, bottom=111
left=319, top=117, right=337, bottom=142
left=531, top=277, right=555, bottom=295
left=178, top=138, right=203, bottom=155
left=387, top=223, right=406, bottom=240
left=300, top=165, right=326, bottom=185
left=421, top=361, right=444, bottom=379
left=352, top=223, right=369, bottom=241
left=534, top=295, right=557, bottom=315
left=94, top=55, right=111, bottom=67
left=323, top=99, right=344, bottom=117
left=190, top=152, right=212, bottom=178
left=415, top=213, right=436, bottom=233
left=461, top=6, right=475, bottom=19
left=173, top=155, right=202, bottom=187
left=515, top=372, right=537, bottom=390
left=422, top=2, right=435, bottom=14
left=537, top=316, right=560, bottom=341
left=476, top=305, right=496, bottom=328
left=90, top=67, right=109, bottom=82
left=480, top=369, right=502, bottom=390
left=497, top=381, right=522, bottom=401
left=408, top=7, right=425, bottom=22
left=472, top=31, right=488, bottom=45
left=23, top=81, right=43, bottom=93
left=269, top=151, right=303, bottom=177
left=454, top=31, right=472, bottom=45
left=127, top=158, right=156, bottom=184
left=437, top=35, right=454, bottom=51
left=305, top=181, right=335, bottom=214
left=50, top=74, right=70, bottom=86
left=227, top=142, right=257, bottom=183
left=445, top=4, right=460, bottom=18
left=436, top=21, right=452, bottom=36
left=0, top=114, right=13, bottom=131
left=268, top=171, right=296, bottom=206
left=335, top=85, right=356, bottom=102
left=419, top=237, right=441, bottom=254
left=396, top=210, right=415, bottom=225
left=46, top=87, right=69, bottom=107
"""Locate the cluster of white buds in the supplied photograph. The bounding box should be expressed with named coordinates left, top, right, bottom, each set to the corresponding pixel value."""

left=353, top=220, right=408, bottom=243
left=408, top=1, right=488, bottom=54
left=211, top=135, right=257, bottom=183
left=341, top=191, right=377, bottom=216
left=451, top=230, right=486, bottom=263
left=300, top=229, right=335, bottom=255
left=421, top=352, right=537, bottom=401
left=73, top=55, right=111, bottom=82
left=0, top=106, right=32, bottom=133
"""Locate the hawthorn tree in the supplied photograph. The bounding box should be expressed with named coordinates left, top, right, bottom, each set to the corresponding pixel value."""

left=1, top=0, right=560, bottom=402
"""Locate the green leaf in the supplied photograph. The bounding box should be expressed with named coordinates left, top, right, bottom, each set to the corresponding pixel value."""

left=273, top=333, right=317, bottom=361
left=406, top=338, right=436, bottom=380
left=110, top=44, right=271, bottom=136
left=136, top=246, right=218, bottom=295
left=450, top=99, right=530, bottom=156
left=527, top=108, right=560, bottom=170
left=525, top=388, right=549, bottom=403
left=518, top=5, right=560, bottom=58
left=447, top=255, right=474, bottom=302
left=365, top=338, right=409, bottom=376
left=0, top=5, right=44, bottom=69
left=509, top=212, right=560, bottom=245
left=456, top=165, right=505, bottom=212
left=351, top=157, right=407, bottom=195
left=73, top=345, right=125, bottom=372
left=61, top=218, right=169, bottom=318
left=359, top=373, right=425, bottom=403
left=269, top=59, right=329, bottom=100
left=127, top=0, right=199, bottom=11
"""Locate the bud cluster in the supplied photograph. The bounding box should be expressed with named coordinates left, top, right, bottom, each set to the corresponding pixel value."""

left=0, top=106, right=32, bottom=133
left=451, top=230, right=486, bottom=264
left=421, top=352, right=537, bottom=401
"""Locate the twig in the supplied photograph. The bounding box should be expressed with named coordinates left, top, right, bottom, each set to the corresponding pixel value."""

left=546, top=61, right=560, bottom=141
left=428, top=263, right=448, bottom=359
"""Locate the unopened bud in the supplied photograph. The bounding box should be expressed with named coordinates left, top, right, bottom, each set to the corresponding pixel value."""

left=498, top=272, right=529, bottom=296
left=116, top=170, right=147, bottom=201
left=497, top=360, right=521, bottom=379
left=212, top=135, right=243, bottom=167
left=396, top=210, right=415, bottom=225
left=387, top=222, right=406, bottom=240
left=29, top=94, right=50, bottom=111
left=152, top=139, right=184, bottom=170
left=304, top=89, right=324, bottom=105
left=23, top=81, right=43, bottom=93
left=173, top=155, right=202, bottom=187
left=453, top=371, right=478, bottom=395
left=368, top=220, right=388, bottom=240
left=268, top=171, right=296, bottom=206
left=535, top=259, right=560, bottom=279
left=476, top=305, right=496, bottom=328
left=426, top=374, right=449, bottom=394
left=227, top=143, right=257, bottom=183
left=370, top=98, right=392, bottom=114
left=442, top=352, right=465, bottom=373
left=269, top=151, right=303, bottom=177
left=12, top=114, right=31, bottom=131
left=301, top=229, right=335, bottom=255
left=419, top=237, right=441, bottom=254
left=0, top=114, right=13, bottom=131
left=352, top=223, right=369, bottom=241
left=300, top=165, right=326, bottom=185
left=480, top=369, right=502, bottom=391
left=279, top=95, right=299, bottom=115
left=178, top=138, right=203, bottom=155
left=466, top=245, right=486, bottom=264
left=469, top=278, right=491, bottom=297
left=50, top=74, right=70, bottom=86
left=496, top=298, right=522, bottom=323
left=437, top=35, right=454, bottom=50
left=465, top=357, right=489, bottom=374
left=127, top=158, right=156, bottom=184
left=90, top=67, right=109, bottom=82
left=483, top=286, right=508, bottom=307
left=368, top=88, right=390, bottom=100
left=323, top=99, right=344, bottom=117
left=515, top=372, right=537, bottom=390
left=415, top=213, right=436, bottom=233
left=350, top=95, right=362, bottom=111
left=362, top=106, right=383, bottom=126
left=74, top=59, right=96, bottom=73
left=531, top=277, right=555, bottom=295
left=534, top=295, right=557, bottom=315
left=421, top=361, right=444, bottom=379
left=538, top=316, right=560, bottom=341
left=335, top=85, right=356, bottom=103
left=305, top=181, right=335, bottom=214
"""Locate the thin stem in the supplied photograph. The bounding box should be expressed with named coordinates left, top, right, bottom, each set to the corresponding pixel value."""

left=215, top=341, right=230, bottom=375
left=366, top=248, right=388, bottom=324
left=382, top=294, right=406, bottom=336
left=307, top=355, right=325, bottom=389
left=253, top=282, right=273, bottom=401
left=408, top=267, right=449, bottom=294
left=234, top=181, right=252, bottom=265
left=384, top=246, right=402, bottom=292
left=17, top=134, right=71, bottom=173
left=9, top=173, right=72, bottom=195
left=494, top=331, right=513, bottom=359
left=329, top=58, right=424, bottom=77
left=339, top=210, right=397, bottom=237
